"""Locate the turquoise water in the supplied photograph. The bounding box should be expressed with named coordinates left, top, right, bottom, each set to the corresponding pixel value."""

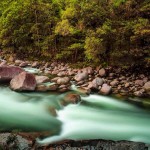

left=0, top=85, right=150, bottom=145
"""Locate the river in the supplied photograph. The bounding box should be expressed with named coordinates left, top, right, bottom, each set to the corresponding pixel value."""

left=0, top=83, right=150, bottom=146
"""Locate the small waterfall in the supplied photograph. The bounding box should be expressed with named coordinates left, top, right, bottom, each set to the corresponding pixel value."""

left=38, top=85, right=150, bottom=145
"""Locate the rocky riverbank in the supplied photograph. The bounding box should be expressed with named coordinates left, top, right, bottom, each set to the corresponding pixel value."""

left=0, top=59, right=149, bottom=98
left=0, top=133, right=150, bottom=150
left=0, top=59, right=150, bottom=150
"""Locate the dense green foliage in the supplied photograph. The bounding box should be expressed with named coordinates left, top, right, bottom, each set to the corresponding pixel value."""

left=0, top=0, right=149, bottom=66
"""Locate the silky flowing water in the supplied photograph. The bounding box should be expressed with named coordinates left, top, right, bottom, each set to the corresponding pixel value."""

left=0, top=84, right=150, bottom=145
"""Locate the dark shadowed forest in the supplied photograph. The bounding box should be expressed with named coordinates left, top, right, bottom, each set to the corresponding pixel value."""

left=0, top=0, right=149, bottom=67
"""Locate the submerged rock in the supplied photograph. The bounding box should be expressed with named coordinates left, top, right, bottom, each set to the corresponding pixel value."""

left=0, top=66, right=23, bottom=82
left=62, top=93, right=81, bottom=105
left=10, top=72, right=36, bottom=91
left=48, top=106, right=57, bottom=116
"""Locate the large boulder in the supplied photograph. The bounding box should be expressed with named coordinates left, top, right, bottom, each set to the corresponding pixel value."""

left=35, top=75, right=49, bottom=84
left=100, top=84, right=112, bottom=95
left=10, top=72, right=36, bottom=91
left=143, top=81, right=150, bottom=94
left=0, top=66, right=23, bottom=82
left=74, top=72, right=88, bottom=82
